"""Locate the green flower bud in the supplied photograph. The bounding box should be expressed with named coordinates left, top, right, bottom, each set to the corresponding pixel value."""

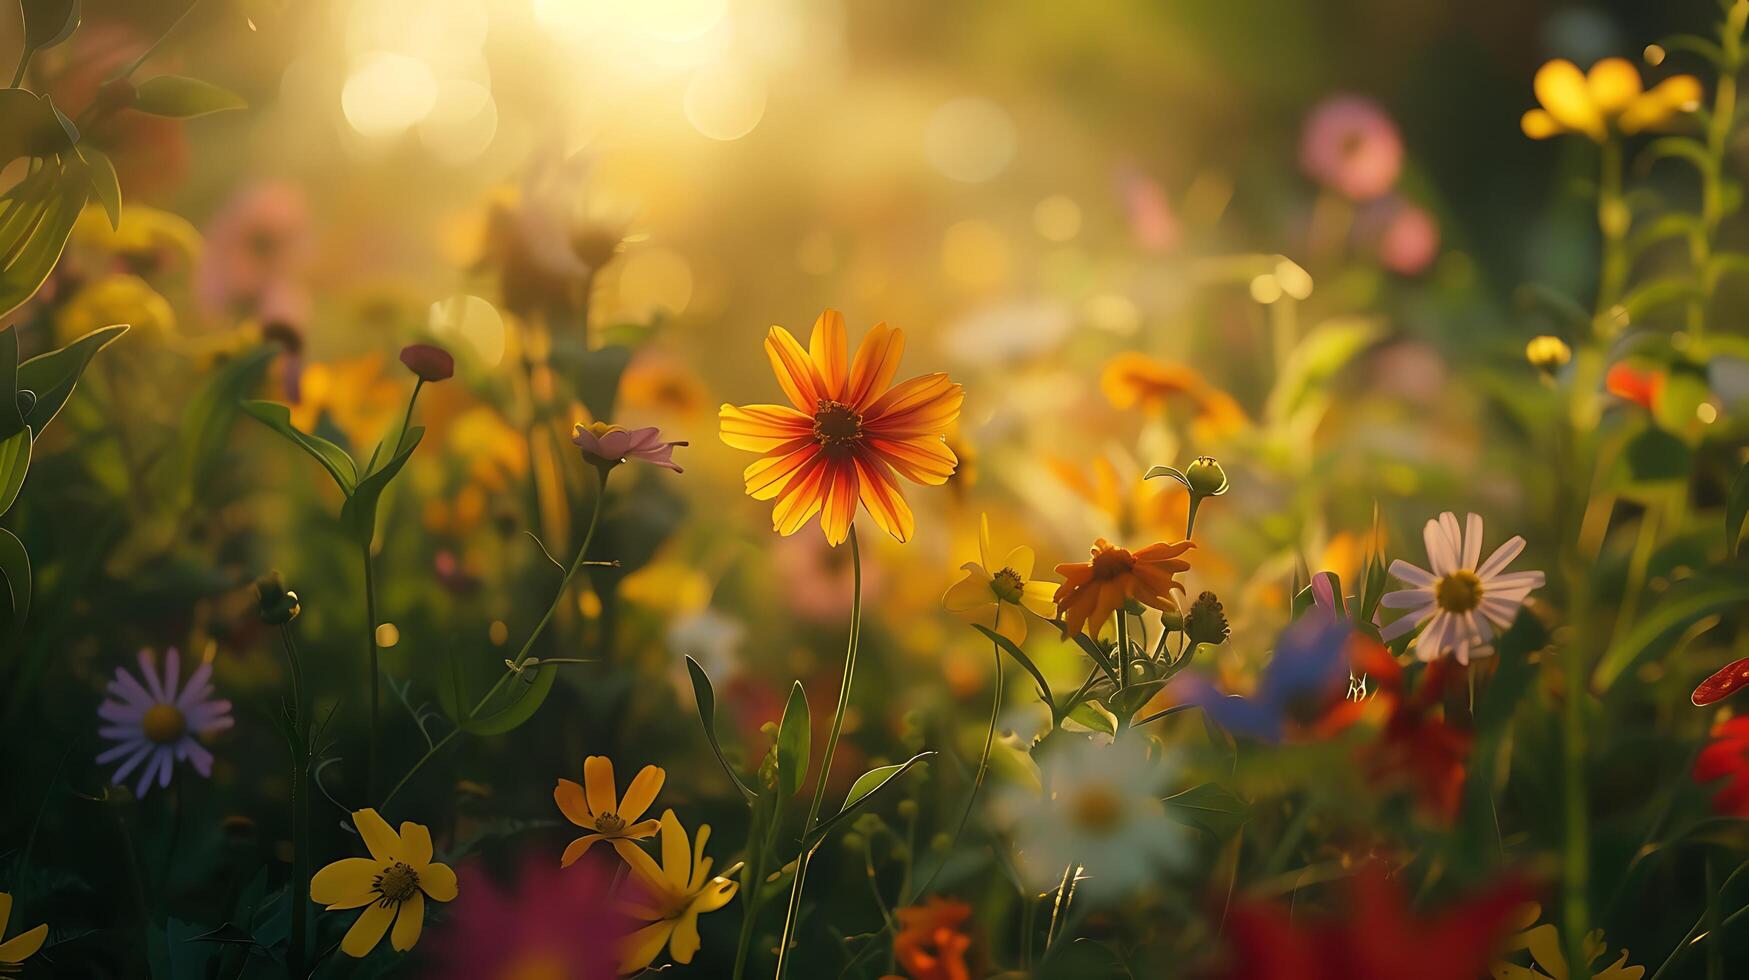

left=1159, top=605, right=1185, bottom=632
left=1184, top=591, right=1230, bottom=646
left=1184, top=456, right=1229, bottom=497
left=1121, top=598, right=1147, bottom=617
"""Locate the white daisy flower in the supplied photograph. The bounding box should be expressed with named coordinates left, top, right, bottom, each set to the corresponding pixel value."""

left=1379, top=512, right=1544, bottom=665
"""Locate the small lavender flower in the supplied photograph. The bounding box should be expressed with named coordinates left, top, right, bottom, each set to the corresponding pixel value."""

left=96, top=648, right=234, bottom=797
left=572, top=422, right=686, bottom=472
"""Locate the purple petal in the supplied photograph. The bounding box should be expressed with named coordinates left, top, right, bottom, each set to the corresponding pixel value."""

left=1388, top=559, right=1436, bottom=588
left=98, top=699, right=149, bottom=724
left=178, top=738, right=215, bottom=778
left=622, top=426, right=664, bottom=451
left=98, top=736, right=148, bottom=766
left=1477, top=536, right=1527, bottom=580
left=176, top=664, right=213, bottom=709
left=109, top=740, right=155, bottom=783
left=595, top=429, right=631, bottom=459
left=571, top=426, right=602, bottom=456
left=137, top=650, right=167, bottom=703
left=108, top=667, right=156, bottom=710
left=161, top=648, right=181, bottom=703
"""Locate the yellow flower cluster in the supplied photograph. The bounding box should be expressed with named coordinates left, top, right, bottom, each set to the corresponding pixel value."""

left=1522, top=58, right=1701, bottom=141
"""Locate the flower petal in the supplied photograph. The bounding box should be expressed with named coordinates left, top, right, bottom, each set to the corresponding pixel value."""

left=398, top=821, right=433, bottom=867
left=1461, top=513, right=1484, bottom=570
left=1535, top=59, right=1605, bottom=140
left=354, top=809, right=401, bottom=864
left=765, top=326, right=827, bottom=414
left=819, top=457, right=859, bottom=547
left=852, top=452, right=916, bottom=544
left=389, top=892, right=424, bottom=951
left=0, top=923, right=47, bottom=964
left=1477, top=535, right=1526, bottom=580
left=720, top=403, right=813, bottom=454
left=618, top=765, right=665, bottom=824
left=339, top=900, right=395, bottom=958
left=418, top=861, right=458, bottom=902
left=809, top=309, right=848, bottom=400
left=944, top=565, right=994, bottom=612
left=846, top=321, right=904, bottom=409
left=583, top=756, right=618, bottom=819
left=560, top=834, right=602, bottom=867
left=311, top=858, right=379, bottom=908
left=554, top=778, right=591, bottom=827
left=619, top=921, right=676, bottom=974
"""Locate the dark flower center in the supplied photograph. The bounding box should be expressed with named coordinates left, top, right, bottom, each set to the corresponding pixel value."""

left=990, top=568, right=1025, bottom=603
left=1435, top=570, right=1484, bottom=614
left=374, top=861, right=421, bottom=905
left=595, top=812, right=626, bottom=833
left=813, top=399, right=864, bottom=449
left=142, top=704, right=187, bottom=745
left=1089, top=547, right=1135, bottom=580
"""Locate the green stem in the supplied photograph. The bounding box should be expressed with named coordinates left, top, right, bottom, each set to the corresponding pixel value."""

left=1116, top=612, right=1131, bottom=691
left=280, top=627, right=310, bottom=979
left=379, top=468, right=609, bottom=809
left=775, top=525, right=863, bottom=979
left=362, top=540, right=379, bottom=798
left=1594, top=139, right=1628, bottom=326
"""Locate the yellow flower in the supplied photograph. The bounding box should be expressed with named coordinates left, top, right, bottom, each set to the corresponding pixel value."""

left=1492, top=902, right=1644, bottom=980
left=1525, top=335, right=1572, bottom=375
left=719, top=308, right=963, bottom=546
left=0, top=892, right=47, bottom=967
left=942, top=514, right=1057, bottom=645
left=55, top=273, right=175, bottom=347
left=309, top=809, right=457, bottom=958
left=70, top=203, right=202, bottom=262
left=617, top=810, right=739, bottom=974
left=1522, top=58, right=1701, bottom=141
left=554, top=756, right=665, bottom=867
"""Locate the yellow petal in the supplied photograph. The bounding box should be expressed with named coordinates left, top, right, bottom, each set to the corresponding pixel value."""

left=1535, top=59, right=1605, bottom=141
left=1620, top=75, right=1702, bottom=134
left=554, top=778, right=591, bottom=827
left=692, top=877, right=739, bottom=914
left=977, top=513, right=993, bottom=569
left=311, top=858, right=380, bottom=909
left=0, top=924, right=47, bottom=964
left=418, top=862, right=458, bottom=903
left=1521, top=108, right=1562, bottom=139
left=1522, top=923, right=1568, bottom=980
left=1000, top=545, right=1035, bottom=581
left=353, top=809, right=401, bottom=864
left=1586, top=57, right=1643, bottom=114
left=340, top=901, right=395, bottom=958
left=389, top=892, right=424, bottom=952
left=617, top=836, right=668, bottom=893
left=943, top=564, right=994, bottom=612
left=659, top=810, right=691, bottom=888
left=398, top=822, right=433, bottom=867
left=1020, top=579, right=1059, bottom=620
left=583, top=756, right=618, bottom=818
left=993, top=602, right=1028, bottom=646
left=560, top=834, right=602, bottom=867
left=618, top=765, right=665, bottom=824
left=619, top=921, right=676, bottom=974
left=0, top=892, right=10, bottom=937
left=669, top=908, right=703, bottom=964
left=809, top=308, right=848, bottom=400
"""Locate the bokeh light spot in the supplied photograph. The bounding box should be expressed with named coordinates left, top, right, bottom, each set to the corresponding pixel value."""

left=924, top=97, right=1017, bottom=183
left=375, top=623, right=400, bottom=648
left=685, top=63, right=768, bottom=140
left=618, top=246, right=695, bottom=318
left=941, top=220, right=1011, bottom=289
left=342, top=51, right=439, bottom=137
left=429, top=294, right=506, bottom=366
left=1033, top=195, right=1083, bottom=242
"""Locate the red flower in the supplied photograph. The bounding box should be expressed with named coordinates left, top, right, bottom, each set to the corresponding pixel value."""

left=1216, top=871, right=1528, bottom=980
left=400, top=344, right=456, bottom=382
left=892, top=897, right=974, bottom=980
left=1694, top=715, right=1749, bottom=816
left=1605, top=362, right=1664, bottom=409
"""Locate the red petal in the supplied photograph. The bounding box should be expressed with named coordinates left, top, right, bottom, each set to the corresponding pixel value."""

left=1693, top=656, right=1749, bottom=706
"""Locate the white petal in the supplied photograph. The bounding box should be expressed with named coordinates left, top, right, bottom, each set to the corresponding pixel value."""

left=1380, top=604, right=1434, bottom=641
left=1486, top=570, right=1545, bottom=592
left=1477, top=535, right=1526, bottom=580
left=1380, top=588, right=1433, bottom=609
left=1438, top=513, right=1463, bottom=571
left=1462, top=513, right=1484, bottom=570
left=1388, top=560, right=1437, bottom=588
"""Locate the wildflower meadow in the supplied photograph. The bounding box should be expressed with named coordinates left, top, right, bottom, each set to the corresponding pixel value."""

left=5, top=0, right=1749, bottom=977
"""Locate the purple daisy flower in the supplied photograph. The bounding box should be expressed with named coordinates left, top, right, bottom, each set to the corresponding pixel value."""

left=96, top=648, right=234, bottom=797
left=572, top=421, right=686, bottom=473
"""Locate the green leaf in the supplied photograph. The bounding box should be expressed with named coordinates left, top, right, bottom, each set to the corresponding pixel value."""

left=1595, top=574, right=1749, bottom=690
left=339, top=426, right=423, bottom=545
left=240, top=400, right=358, bottom=493
left=684, top=656, right=757, bottom=802
left=1728, top=461, right=1749, bottom=558
left=1067, top=630, right=1120, bottom=681
left=22, top=0, right=80, bottom=53
left=131, top=76, right=246, bottom=118
left=1104, top=679, right=1166, bottom=721
left=1620, top=425, right=1690, bottom=485
left=16, top=323, right=126, bottom=434
left=464, top=661, right=558, bottom=736
left=1619, top=276, right=1706, bottom=323
left=175, top=346, right=274, bottom=491
left=1265, top=317, right=1383, bottom=424
left=0, top=90, right=78, bottom=163
left=1657, top=33, right=1727, bottom=67
left=970, top=624, right=1057, bottom=719
left=1064, top=700, right=1117, bottom=736
left=1164, top=782, right=1250, bottom=837
left=776, top=681, right=810, bottom=798
left=79, top=146, right=120, bottom=229
left=1144, top=465, right=1190, bottom=490
left=803, top=751, right=935, bottom=849
left=0, top=325, right=24, bottom=437
left=0, top=429, right=30, bottom=518
left=1627, top=213, right=1701, bottom=260
left=0, top=527, right=28, bottom=630
left=1642, top=136, right=1714, bottom=178
left=0, top=166, right=87, bottom=318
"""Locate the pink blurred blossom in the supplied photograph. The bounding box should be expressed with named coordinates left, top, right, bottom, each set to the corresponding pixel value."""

left=196, top=180, right=312, bottom=322
left=424, top=855, right=627, bottom=980
left=1300, top=96, right=1403, bottom=200
left=1368, top=198, right=1441, bottom=275
left=1119, top=168, right=1181, bottom=252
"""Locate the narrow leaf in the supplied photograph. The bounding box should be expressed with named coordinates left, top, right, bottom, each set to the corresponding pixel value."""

left=132, top=76, right=247, bottom=118
left=776, top=681, right=810, bottom=798
left=0, top=429, right=31, bottom=518
left=80, top=146, right=120, bottom=229
left=16, top=323, right=126, bottom=434
left=1728, top=460, right=1749, bottom=558
left=970, top=624, right=1057, bottom=717
left=240, top=400, right=358, bottom=493
left=464, top=662, right=558, bottom=736
left=803, top=751, right=935, bottom=848
left=685, top=656, right=757, bottom=802
left=0, top=527, right=29, bottom=629
left=22, top=0, right=81, bottom=52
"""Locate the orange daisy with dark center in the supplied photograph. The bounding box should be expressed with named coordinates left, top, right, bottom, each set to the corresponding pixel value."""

left=720, top=309, right=964, bottom=546
left=1053, top=537, right=1194, bottom=638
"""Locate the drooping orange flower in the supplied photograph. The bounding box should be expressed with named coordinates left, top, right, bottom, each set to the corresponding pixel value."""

left=720, top=309, right=963, bottom=546
left=1052, top=538, right=1193, bottom=638
left=891, top=897, right=974, bottom=980
left=1604, top=361, right=1664, bottom=410
left=1100, top=352, right=1249, bottom=439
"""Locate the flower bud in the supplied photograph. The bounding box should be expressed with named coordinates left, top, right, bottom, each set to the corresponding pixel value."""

left=1184, top=456, right=1229, bottom=497
left=1159, top=605, right=1185, bottom=633
left=399, top=343, right=455, bottom=382
left=1121, top=598, right=1147, bottom=618
left=254, top=570, right=300, bottom=625
left=1525, top=335, right=1571, bottom=376
left=1184, top=591, right=1230, bottom=646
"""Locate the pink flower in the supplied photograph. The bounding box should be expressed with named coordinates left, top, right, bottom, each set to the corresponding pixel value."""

left=424, top=856, right=628, bottom=980
left=195, top=180, right=312, bottom=321
left=1371, top=198, right=1441, bottom=275
left=572, top=422, right=686, bottom=472
left=1300, top=96, right=1403, bottom=200
left=95, top=648, right=234, bottom=798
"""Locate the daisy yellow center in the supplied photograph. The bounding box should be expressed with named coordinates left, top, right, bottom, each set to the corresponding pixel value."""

left=1068, top=784, right=1123, bottom=835
left=1434, top=569, right=1484, bottom=613
left=813, top=399, right=864, bottom=449
left=990, top=568, right=1025, bottom=603
left=374, top=861, right=421, bottom=904
left=594, top=812, right=626, bottom=833
left=141, top=704, right=187, bottom=744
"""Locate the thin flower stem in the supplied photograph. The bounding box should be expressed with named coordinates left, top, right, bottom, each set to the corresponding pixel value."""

left=280, top=626, right=310, bottom=979
left=776, top=525, right=863, bottom=980
left=379, top=469, right=609, bottom=809
left=362, top=540, right=380, bottom=798
left=1116, top=612, right=1131, bottom=690
left=914, top=639, right=1004, bottom=901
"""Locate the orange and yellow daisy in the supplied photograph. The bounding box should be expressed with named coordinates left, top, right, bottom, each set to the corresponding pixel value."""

left=618, top=810, right=739, bottom=974
left=942, top=515, right=1057, bottom=646
left=1053, top=538, right=1194, bottom=638
left=720, top=309, right=963, bottom=546
left=554, top=756, right=664, bottom=868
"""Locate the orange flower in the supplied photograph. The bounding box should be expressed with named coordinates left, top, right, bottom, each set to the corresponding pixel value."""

left=892, top=897, right=974, bottom=980
left=1099, top=352, right=1248, bottom=438
left=720, top=309, right=963, bottom=546
left=1605, top=362, right=1663, bottom=410
left=1052, top=538, right=1193, bottom=638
